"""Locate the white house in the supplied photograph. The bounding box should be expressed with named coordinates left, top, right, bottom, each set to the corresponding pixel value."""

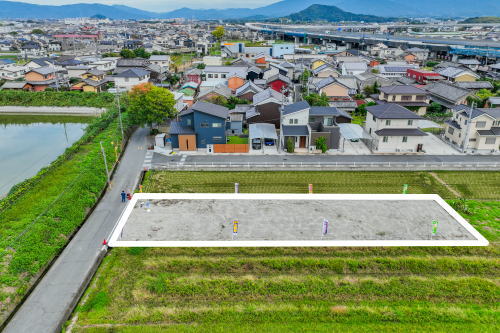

left=341, top=62, right=367, bottom=76
left=0, top=64, right=26, bottom=80
left=365, top=104, right=427, bottom=153
left=149, top=55, right=171, bottom=70
left=281, top=100, right=312, bottom=150
left=113, top=68, right=150, bottom=91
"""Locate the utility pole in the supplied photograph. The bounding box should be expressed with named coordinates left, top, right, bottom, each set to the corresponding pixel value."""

left=462, top=102, right=475, bottom=153
left=278, top=86, right=288, bottom=152
left=100, top=141, right=110, bottom=186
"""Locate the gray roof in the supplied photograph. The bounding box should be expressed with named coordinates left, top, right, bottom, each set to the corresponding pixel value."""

left=117, top=58, right=148, bottom=67
left=0, top=81, right=27, bottom=89
left=452, top=105, right=493, bottom=120
left=30, top=66, right=55, bottom=75
left=366, top=104, right=423, bottom=119
left=480, top=108, right=500, bottom=119
left=283, top=101, right=310, bottom=115
left=235, top=81, right=263, bottom=96
left=375, top=128, right=427, bottom=136
left=282, top=125, right=309, bottom=136
left=380, top=66, right=412, bottom=73
left=249, top=123, right=278, bottom=140
left=458, top=59, right=481, bottom=65
left=425, top=82, right=472, bottom=103
left=114, top=68, right=150, bottom=78
left=169, top=121, right=195, bottom=135
left=435, top=67, right=478, bottom=79
left=445, top=119, right=462, bottom=130
left=182, top=101, right=229, bottom=119
left=309, top=106, right=352, bottom=119
left=379, top=85, right=426, bottom=95
left=455, top=81, right=494, bottom=90
left=204, top=66, right=247, bottom=73
left=253, top=88, right=283, bottom=104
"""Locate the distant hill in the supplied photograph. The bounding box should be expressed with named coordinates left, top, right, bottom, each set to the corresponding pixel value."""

left=0, top=0, right=498, bottom=20
left=286, top=4, right=395, bottom=22
left=461, top=16, right=500, bottom=23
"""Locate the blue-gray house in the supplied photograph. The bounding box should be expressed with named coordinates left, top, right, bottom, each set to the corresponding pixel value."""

left=170, top=101, right=229, bottom=150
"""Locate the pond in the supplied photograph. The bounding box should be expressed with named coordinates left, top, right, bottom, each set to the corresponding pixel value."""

left=0, top=115, right=92, bottom=198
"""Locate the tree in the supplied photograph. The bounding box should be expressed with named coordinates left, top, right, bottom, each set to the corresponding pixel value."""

left=196, top=63, right=206, bottom=70
left=120, top=49, right=135, bottom=59
left=211, top=26, right=225, bottom=41
left=354, top=102, right=376, bottom=117
left=315, top=136, right=328, bottom=153
left=304, top=93, right=329, bottom=106
left=133, top=48, right=151, bottom=59
left=127, top=83, right=176, bottom=126
left=31, top=29, right=44, bottom=35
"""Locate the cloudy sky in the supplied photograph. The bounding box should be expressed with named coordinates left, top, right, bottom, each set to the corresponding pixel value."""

left=15, top=0, right=279, bottom=11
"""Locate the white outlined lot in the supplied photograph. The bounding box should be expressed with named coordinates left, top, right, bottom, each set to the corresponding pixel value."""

left=109, top=193, right=489, bottom=247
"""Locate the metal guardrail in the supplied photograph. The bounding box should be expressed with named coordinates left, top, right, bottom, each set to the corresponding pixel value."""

left=153, top=161, right=500, bottom=169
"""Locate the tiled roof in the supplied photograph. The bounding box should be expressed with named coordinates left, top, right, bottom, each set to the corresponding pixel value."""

left=366, top=104, right=423, bottom=119
left=182, top=101, right=229, bottom=119
left=283, top=101, right=310, bottom=115
left=375, top=128, right=426, bottom=136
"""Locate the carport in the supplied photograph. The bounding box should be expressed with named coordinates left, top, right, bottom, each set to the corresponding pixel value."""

left=337, top=123, right=372, bottom=151
left=249, top=123, right=278, bottom=153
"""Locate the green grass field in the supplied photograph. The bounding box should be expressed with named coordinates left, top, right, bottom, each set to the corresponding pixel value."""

left=68, top=171, right=499, bottom=332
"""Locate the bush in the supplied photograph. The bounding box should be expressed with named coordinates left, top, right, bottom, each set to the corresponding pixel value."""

left=286, top=138, right=295, bottom=153
left=0, top=90, right=115, bottom=108
left=315, top=136, right=328, bottom=153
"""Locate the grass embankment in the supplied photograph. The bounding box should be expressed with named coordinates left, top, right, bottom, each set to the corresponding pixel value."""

left=0, top=92, right=128, bottom=325
left=0, top=90, right=115, bottom=108
left=70, top=171, right=500, bottom=332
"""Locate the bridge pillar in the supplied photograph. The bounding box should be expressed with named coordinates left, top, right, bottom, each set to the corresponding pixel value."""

left=294, top=36, right=300, bottom=44
left=306, top=37, right=312, bottom=44
left=322, top=39, right=327, bottom=46
left=451, top=54, right=458, bottom=62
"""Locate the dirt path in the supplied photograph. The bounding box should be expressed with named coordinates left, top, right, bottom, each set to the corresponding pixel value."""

left=429, top=172, right=462, bottom=198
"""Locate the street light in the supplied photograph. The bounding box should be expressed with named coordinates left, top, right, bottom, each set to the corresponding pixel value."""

left=116, top=88, right=125, bottom=145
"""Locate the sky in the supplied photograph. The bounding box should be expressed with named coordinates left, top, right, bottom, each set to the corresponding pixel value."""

left=12, top=0, right=279, bottom=11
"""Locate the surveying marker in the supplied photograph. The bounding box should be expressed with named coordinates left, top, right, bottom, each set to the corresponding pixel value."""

left=145, top=200, right=151, bottom=212
left=308, top=184, right=313, bottom=194
left=232, top=220, right=239, bottom=240
left=431, top=219, right=439, bottom=239
left=322, top=219, right=329, bottom=236
left=402, top=184, right=409, bottom=194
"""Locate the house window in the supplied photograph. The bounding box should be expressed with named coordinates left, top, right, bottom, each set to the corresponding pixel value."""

left=447, top=127, right=454, bottom=135
left=382, top=136, right=389, bottom=142
left=214, top=74, right=218, bottom=78
left=186, top=118, right=192, bottom=126
left=391, top=96, right=396, bottom=101
left=469, top=138, right=476, bottom=142
left=327, top=118, right=334, bottom=126
left=401, top=96, right=411, bottom=101
left=408, top=120, right=413, bottom=126
left=289, top=119, right=293, bottom=124
left=221, top=74, right=227, bottom=78
left=485, top=137, right=496, bottom=145
left=200, top=122, right=209, bottom=128
left=294, top=119, right=298, bottom=124
left=476, top=121, right=486, bottom=128
left=385, top=120, right=391, bottom=126
left=208, top=74, right=213, bottom=78
left=372, top=115, right=376, bottom=121
left=212, top=136, right=223, bottom=142
left=369, top=128, right=372, bottom=134
left=212, top=123, right=222, bottom=128
left=493, top=120, right=500, bottom=126
left=402, top=136, right=408, bottom=143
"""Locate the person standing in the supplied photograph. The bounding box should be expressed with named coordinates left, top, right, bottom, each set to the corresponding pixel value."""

left=121, top=190, right=126, bottom=203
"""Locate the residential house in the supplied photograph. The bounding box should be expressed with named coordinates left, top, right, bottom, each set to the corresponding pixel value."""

left=425, top=81, right=473, bottom=109
left=24, top=66, right=57, bottom=91
left=247, top=66, right=263, bottom=81
left=312, top=76, right=352, bottom=100
left=454, top=81, right=494, bottom=91
left=444, top=105, right=500, bottom=152
left=186, top=68, right=202, bottom=84
left=435, top=67, right=479, bottom=82
left=149, top=55, right=171, bottom=70
left=197, top=84, right=232, bottom=102
left=113, top=68, right=150, bottom=91
left=0, top=81, right=27, bottom=90
left=266, top=74, right=291, bottom=94
left=235, top=81, right=263, bottom=102
left=377, top=85, right=430, bottom=115
left=71, top=69, right=107, bottom=92
left=227, top=72, right=246, bottom=93
left=406, top=69, right=443, bottom=84
left=203, top=66, right=247, bottom=82
left=312, top=63, right=340, bottom=78
left=378, top=64, right=418, bottom=78
left=404, top=47, right=429, bottom=63
left=341, top=62, right=367, bottom=76
left=169, top=101, right=229, bottom=150
left=457, top=59, right=481, bottom=72
left=365, top=104, right=426, bottom=153
left=281, top=101, right=312, bottom=150
left=0, top=64, right=26, bottom=80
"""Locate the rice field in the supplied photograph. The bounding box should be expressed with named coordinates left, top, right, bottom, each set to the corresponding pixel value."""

left=67, top=171, right=500, bottom=332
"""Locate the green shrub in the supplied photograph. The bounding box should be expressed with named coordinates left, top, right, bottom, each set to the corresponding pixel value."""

left=315, top=136, right=328, bottom=153
left=286, top=138, right=295, bottom=153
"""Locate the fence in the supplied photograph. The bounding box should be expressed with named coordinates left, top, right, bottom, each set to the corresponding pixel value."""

left=213, top=144, right=249, bottom=153
left=153, top=161, right=500, bottom=171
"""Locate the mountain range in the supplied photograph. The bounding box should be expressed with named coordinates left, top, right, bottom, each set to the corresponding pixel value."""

left=0, top=0, right=498, bottom=20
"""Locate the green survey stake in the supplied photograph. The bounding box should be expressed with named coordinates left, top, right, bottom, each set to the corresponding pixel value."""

left=402, top=184, right=408, bottom=194
left=432, top=220, right=439, bottom=235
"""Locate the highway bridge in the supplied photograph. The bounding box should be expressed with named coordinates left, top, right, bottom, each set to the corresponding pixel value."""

left=246, top=23, right=500, bottom=59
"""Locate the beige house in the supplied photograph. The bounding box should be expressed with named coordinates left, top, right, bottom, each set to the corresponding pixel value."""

left=312, top=77, right=351, bottom=99
left=435, top=67, right=479, bottom=82
left=378, top=85, right=430, bottom=115
left=365, top=104, right=427, bottom=153
left=444, top=105, right=500, bottom=152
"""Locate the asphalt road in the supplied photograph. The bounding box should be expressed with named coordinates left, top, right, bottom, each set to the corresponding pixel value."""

left=152, top=153, right=500, bottom=165
left=4, top=128, right=149, bottom=333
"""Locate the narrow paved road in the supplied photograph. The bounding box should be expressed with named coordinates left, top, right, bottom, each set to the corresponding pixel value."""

left=4, top=128, right=149, bottom=333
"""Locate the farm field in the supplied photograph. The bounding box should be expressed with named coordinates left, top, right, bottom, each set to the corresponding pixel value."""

left=69, top=171, right=499, bottom=332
